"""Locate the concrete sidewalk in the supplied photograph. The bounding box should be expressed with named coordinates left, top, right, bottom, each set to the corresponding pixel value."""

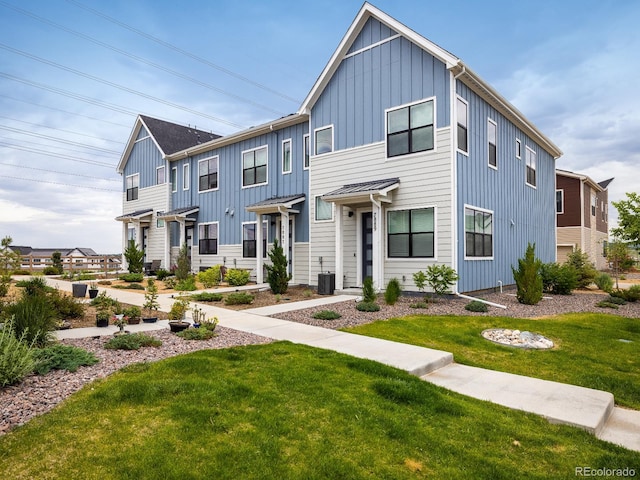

left=47, top=277, right=639, bottom=451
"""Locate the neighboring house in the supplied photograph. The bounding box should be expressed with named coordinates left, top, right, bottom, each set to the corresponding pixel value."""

left=10, top=246, right=121, bottom=272
left=117, top=3, right=562, bottom=293
left=555, top=169, right=613, bottom=270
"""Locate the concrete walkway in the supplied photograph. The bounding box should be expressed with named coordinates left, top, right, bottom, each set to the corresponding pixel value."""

left=47, top=278, right=639, bottom=452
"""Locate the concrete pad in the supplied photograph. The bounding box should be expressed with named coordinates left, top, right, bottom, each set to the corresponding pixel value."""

left=245, top=295, right=358, bottom=315
left=597, top=407, right=640, bottom=452
left=423, top=364, right=614, bottom=434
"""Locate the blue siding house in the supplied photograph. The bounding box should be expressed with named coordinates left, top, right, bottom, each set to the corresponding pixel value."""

left=117, top=3, right=561, bottom=293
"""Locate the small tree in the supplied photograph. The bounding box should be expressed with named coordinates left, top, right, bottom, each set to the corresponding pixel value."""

left=51, top=251, right=64, bottom=274
left=607, top=240, right=634, bottom=290
left=425, top=264, right=458, bottom=297
left=512, top=243, right=543, bottom=305
left=124, top=239, right=144, bottom=274
left=384, top=278, right=402, bottom=305
left=265, top=238, right=290, bottom=295
left=564, top=248, right=596, bottom=288
left=362, top=276, right=376, bottom=303
left=142, top=278, right=159, bottom=314
left=413, top=271, right=427, bottom=294
left=0, top=236, right=21, bottom=297
left=611, top=192, right=640, bottom=246
left=175, top=243, right=191, bottom=281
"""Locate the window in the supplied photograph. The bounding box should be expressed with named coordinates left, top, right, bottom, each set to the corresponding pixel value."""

left=183, top=164, right=190, bottom=190
left=591, top=194, right=597, bottom=216
left=488, top=119, right=497, bottom=168
left=156, top=166, right=165, bottom=185
left=243, top=223, right=267, bottom=258
left=387, top=208, right=435, bottom=258
left=315, top=126, right=333, bottom=155
left=170, top=167, right=177, bottom=192
left=303, top=134, right=310, bottom=169
left=126, top=174, right=139, bottom=201
left=282, top=139, right=292, bottom=174
left=315, top=196, right=332, bottom=221
left=525, top=147, right=536, bottom=187
left=157, top=211, right=164, bottom=228
left=457, top=97, right=468, bottom=153
left=242, top=146, right=268, bottom=187
left=198, top=223, right=218, bottom=254
left=387, top=99, right=434, bottom=157
left=556, top=190, right=564, bottom=214
left=198, top=156, right=218, bottom=192
left=516, top=139, right=522, bottom=159
left=465, top=207, right=493, bottom=258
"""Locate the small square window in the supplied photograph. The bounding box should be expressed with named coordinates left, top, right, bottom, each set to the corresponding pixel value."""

left=386, top=99, right=434, bottom=158
left=242, top=147, right=268, bottom=187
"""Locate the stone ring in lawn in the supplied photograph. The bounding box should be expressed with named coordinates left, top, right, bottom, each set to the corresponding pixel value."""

left=481, top=328, right=554, bottom=349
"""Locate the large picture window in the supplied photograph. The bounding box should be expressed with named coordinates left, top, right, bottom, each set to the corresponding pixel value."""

left=126, top=174, right=139, bottom=201
left=198, top=223, right=218, bottom=255
left=465, top=207, right=493, bottom=258
left=199, top=156, right=218, bottom=192
left=243, top=223, right=267, bottom=258
left=387, top=208, right=435, bottom=258
left=457, top=97, right=468, bottom=153
left=526, top=147, right=537, bottom=187
left=387, top=99, right=434, bottom=157
left=243, top=146, right=268, bottom=187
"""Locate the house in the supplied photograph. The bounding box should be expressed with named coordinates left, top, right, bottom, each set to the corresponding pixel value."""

left=9, top=246, right=121, bottom=273
left=116, top=3, right=562, bottom=293
left=556, top=169, right=613, bottom=269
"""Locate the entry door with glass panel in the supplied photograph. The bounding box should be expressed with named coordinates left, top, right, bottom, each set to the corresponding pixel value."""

left=277, top=218, right=294, bottom=276
left=361, top=212, right=373, bottom=282
left=186, top=227, right=194, bottom=261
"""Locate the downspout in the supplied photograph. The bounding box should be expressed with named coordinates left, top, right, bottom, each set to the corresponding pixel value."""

left=450, top=66, right=465, bottom=294
left=455, top=292, right=507, bottom=309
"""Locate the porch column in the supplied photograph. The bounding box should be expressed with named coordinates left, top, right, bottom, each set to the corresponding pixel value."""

left=372, top=200, right=383, bottom=291
left=164, top=221, right=171, bottom=270
left=178, top=219, right=186, bottom=248
left=334, top=204, right=344, bottom=290
left=256, top=213, right=264, bottom=284
left=280, top=209, right=290, bottom=281
left=121, top=222, right=129, bottom=272
left=134, top=222, right=143, bottom=248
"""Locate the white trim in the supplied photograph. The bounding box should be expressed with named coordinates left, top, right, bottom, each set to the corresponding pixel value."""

left=556, top=189, right=564, bottom=214
left=314, top=194, right=334, bottom=222
left=241, top=145, right=269, bottom=189
left=463, top=204, right=494, bottom=261
left=450, top=72, right=459, bottom=292
left=313, top=125, right=334, bottom=156
left=170, top=166, right=178, bottom=193
left=487, top=117, right=497, bottom=170
left=384, top=205, right=438, bottom=262
left=183, top=163, right=190, bottom=191
left=303, top=133, right=310, bottom=170
left=525, top=146, right=537, bottom=189
left=282, top=138, right=292, bottom=174
left=134, top=135, right=150, bottom=143
left=156, top=165, right=166, bottom=185
left=385, top=97, right=437, bottom=159
left=344, top=33, right=402, bottom=59
left=198, top=155, right=220, bottom=193
left=515, top=138, right=522, bottom=159
left=456, top=96, right=469, bottom=156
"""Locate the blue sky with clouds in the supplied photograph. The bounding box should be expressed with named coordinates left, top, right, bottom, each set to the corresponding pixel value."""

left=0, top=0, right=638, bottom=253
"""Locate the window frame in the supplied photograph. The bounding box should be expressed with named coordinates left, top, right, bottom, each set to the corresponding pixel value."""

left=282, top=138, right=292, bottom=174
left=303, top=133, right=310, bottom=169
left=385, top=97, right=436, bottom=159
left=591, top=194, right=597, bottom=217
left=183, top=163, right=190, bottom=191
left=456, top=96, right=468, bottom=155
left=464, top=205, right=494, bottom=260
left=515, top=138, right=522, bottom=159
left=525, top=146, right=537, bottom=188
left=386, top=206, right=436, bottom=259
left=556, top=189, right=564, bottom=214
left=314, top=125, right=333, bottom=156
left=314, top=195, right=333, bottom=222
left=487, top=118, right=497, bottom=170
left=198, top=222, right=218, bottom=255
left=241, top=145, right=269, bottom=188
left=242, top=221, right=268, bottom=258
left=125, top=173, right=139, bottom=201
left=170, top=166, right=177, bottom=192
left=156, top=165, right=165, bottom=185
left=156, top=211, right=165, bottom=229
left=198, top=156, right=219, bottom=193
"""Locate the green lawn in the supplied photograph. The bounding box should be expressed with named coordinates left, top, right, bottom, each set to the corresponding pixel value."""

left=0, top=342, right=638, bottom=479
left=344, top=313, right=640, bottom=409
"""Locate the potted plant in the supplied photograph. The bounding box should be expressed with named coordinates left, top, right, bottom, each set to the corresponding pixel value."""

left=142, top=278, right=159, bottom=323
left=96, top=308, right=110, bottom=328
left=112, top=313, right=129, bottom=335
left=88, top=282, right=99, bottom=299
left=123, top=305, right=141, bottom=325
left=168, top=295, right=190, bottom=333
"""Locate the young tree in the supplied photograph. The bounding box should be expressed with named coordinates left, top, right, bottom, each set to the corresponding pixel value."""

left=612, top=192, right=640, bottom=247
left=174, top=243, right=191, bottom=281
left=265, top=238, right=290, bottom=295
left=607, top=240, right=634, bottom=290
left=123, top=239, right=144, bottom=274
left=51, top=251, right=64, bottom=274
left=0, top=236, right=21, bottom=297
left=565, top=248, right=597, bottom=288
left=512, top=243, right=543, bottom=305
left=425, top=264, right=458, bottom=297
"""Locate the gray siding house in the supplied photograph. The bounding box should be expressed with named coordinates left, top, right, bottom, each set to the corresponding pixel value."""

left=117, top=3, right=561, bottom=293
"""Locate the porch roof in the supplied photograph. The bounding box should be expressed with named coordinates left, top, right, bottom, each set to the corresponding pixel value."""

left=158, top=206, right=199, bottom=222
left=246, top=194, right=306, bottom=214
left=322, top=178, right=400, bottom=204
left=115, top=209, right=153, bottom=222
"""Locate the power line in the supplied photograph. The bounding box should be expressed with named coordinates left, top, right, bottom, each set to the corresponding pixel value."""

left=0, top=141, right=115, bottom=168
left=0, top=115, right=125, bottom=145
left=1, top=174, right=120, bottom=192
left=0, top=161, right=120, bottom=182
left=66, top=0, right=301, bottom=104
left=0, top=136, right=118, bottom=159
left=0, top=124, right=121, bottom=154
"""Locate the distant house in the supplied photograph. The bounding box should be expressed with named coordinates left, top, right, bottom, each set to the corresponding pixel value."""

left=116, top=3, right=562, bottom=293
left=9, top=246, right=121, bottom=273
left=556, top=169, right=613, bottom=269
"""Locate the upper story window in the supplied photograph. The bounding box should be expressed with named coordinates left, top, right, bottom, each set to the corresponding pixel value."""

left=315, top=196, right=333, bottom=221
left=525, top=147, right=537, bottom=187
left=183, top=164, right=190, bottom=191
left=591, top=194, right=597, bottom=216
left=314, top=126, right=333, bottom=155
left=126, top=174, right=139, bottom=201
left=303, top=134, right=310, bottom=169
left=156, top=166, right=165, bottom=185
left=556, top=190, right=564, bottom=214
left=156, top=211, right=165, bottom=228
left=282, top=139, right=292, bottom=174
left=170, top=167, right=177, bottom=192
left=488, top=119, right=497, bottom=169
left=457, top=97, right=468, bottom=154
left=465, top=206, right=493, bottom=258
left=516, top=138, right=522, bottom=159
left=387, top=207, right=435, bottom=258
left=198, top=223, right=218, bottom=255
left=199, top=156, right=219, bottom=192
left=242, top=222, right=267, bottom=258
left=242, top=146, right=268, bottom=187
left=386, top=98, right=434, bottom=158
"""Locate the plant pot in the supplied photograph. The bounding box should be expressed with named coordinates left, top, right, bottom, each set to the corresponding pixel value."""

left=142, top=317, right=158, bottom=323
left=128, top=317, right=141, bottom=325
left=96, top=316, right=109, bottom=328
left=169, top=321, right=190, bottom=333
left=88, top=289, right=99, bottom=299
left=72, top=283, right=87, bottom=298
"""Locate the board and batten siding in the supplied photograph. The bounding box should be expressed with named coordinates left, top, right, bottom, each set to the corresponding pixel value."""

left=122, top=130, right=166, bottom=189
left=456, top=82, right=556, bottom=292
left=309, top=129, right=453, bottom=290
left=311, top=17, right=450, bottom=153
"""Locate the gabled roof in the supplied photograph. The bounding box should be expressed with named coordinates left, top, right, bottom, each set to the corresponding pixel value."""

left=10, top=246, right=99, bottom=256
left=556, top=169, right=612, bottom=192
left=598, top=178, right=614, bottom=190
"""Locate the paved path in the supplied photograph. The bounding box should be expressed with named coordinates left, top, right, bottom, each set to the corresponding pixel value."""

left=47, top=278, right=639, bottom=452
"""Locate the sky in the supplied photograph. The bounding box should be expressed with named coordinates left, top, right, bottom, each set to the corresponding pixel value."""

left=0, top=0, right=639, bottom=253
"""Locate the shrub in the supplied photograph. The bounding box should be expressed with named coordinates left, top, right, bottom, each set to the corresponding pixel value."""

left=163, top=277, right=177, bottom=289
left=190, top=292, right=223, bottom=302
left=143, top=279, right=160, bottom=313
left=356, top=301, right=380, bottom=312
left=266, top=238, right=290, bottom=294
left=119, top=273, right=144, bottom=283
left=465, top=300, right=488, bottom=313
left=199, top=317, right=219, bottom=332
left=224, top=292, right=254, bottom=305
left=0, top=320, right=36, bottom=387
left=168, top=296, right=190, bottom=320
left=177, top=328, right=217, bottom=340
left=540, top=263, right=578, bottom=295
left=155, top=268, right=173, bottom=281
left=312, top=310, right=342, bottom=320
left=605, top=295, right=627, bottom=305
left=175, top=276, right=197, bottom=291
left=565, top=248, right=597, bottom=288
left=512, top=243, right=543, bottom=305
left=91, top=291, right=119, bottom=309
left=413, top=270, right=427, bottom=293
left=124, top=239, right=144, bottom=274
left=594, top=272, right=614, bottom=293
left=97, top=280, right=112, bottom=286
left=197, top=265, right=222, bottom=288
left=596, top=300, right=619, bottom=310
left=225, top=269, right=250, bottom=287
left=113, top=283, right=145, bottom=290
left=43, top=266, right=59, bottom=275
left=425, top=265, right=459, bottom=296
left=623, top=285, right=640, bottom=302
left=4, top=294, right=56, bottom=347
left=104, top=333, right=162, bottom=350
left=123, top=306, right=141, bottom=319
left=409, top=302, right=429, bottom=309
left=18, top=276, right=51, bottom=296
left=33, top=344, right=99, bottom=375
left=303, top=289, right=313, bottom=298
left=384, top=278, right=402, bottom=305
left=48, top=289, right=84, bottom=319
left=175, top=243, right=191, bottom=281
left=362, top=277, right=376, bottom=303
